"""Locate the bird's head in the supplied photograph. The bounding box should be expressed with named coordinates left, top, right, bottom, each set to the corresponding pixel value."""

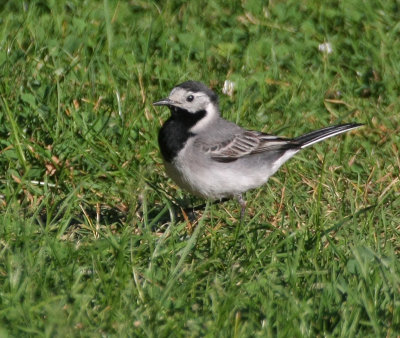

left=153, top=81, right=220, bottom=131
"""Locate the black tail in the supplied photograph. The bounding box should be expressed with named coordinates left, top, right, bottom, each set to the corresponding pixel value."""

left=294, top=123, right=363, bottom=149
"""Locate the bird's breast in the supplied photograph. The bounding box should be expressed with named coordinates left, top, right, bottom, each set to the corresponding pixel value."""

left=158, top=119, right=194, bottom=163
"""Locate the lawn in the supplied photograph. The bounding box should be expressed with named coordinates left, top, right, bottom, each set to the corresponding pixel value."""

left=1, top=0, right=399, bottom=336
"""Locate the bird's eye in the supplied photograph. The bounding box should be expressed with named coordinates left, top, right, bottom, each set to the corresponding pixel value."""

left=186, top=95, right=194, bottom=102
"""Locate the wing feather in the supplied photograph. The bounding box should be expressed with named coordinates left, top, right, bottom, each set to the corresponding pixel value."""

left=202, top=130, right=299, bottom=162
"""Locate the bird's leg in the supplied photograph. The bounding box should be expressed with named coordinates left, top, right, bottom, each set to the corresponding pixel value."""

left=232, top=194, right=246, bottom=245
left=236, top=194, right=247, bottom=221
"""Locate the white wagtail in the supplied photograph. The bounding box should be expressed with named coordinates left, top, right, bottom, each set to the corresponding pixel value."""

left=153, top=81, right=362, bottom=218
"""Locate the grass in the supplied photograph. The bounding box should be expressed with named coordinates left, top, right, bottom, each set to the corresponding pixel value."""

left=0, top=0, right=399, bottom=336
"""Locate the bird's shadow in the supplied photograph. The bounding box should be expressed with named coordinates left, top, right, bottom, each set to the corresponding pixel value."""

left=139, top=198, right=231, bottom=231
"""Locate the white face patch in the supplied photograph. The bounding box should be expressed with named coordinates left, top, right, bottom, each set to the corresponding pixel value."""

left=190, top=101, right=219, bottom=133
left=168, top=89, right=216, bottom=114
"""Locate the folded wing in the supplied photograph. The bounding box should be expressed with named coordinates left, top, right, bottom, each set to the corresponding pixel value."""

left=203, top=130, right=299, bottom=163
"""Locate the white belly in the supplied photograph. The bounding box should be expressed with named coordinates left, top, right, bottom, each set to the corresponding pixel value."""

left=164, top=156, right=271, bottom=199
left=163, top=139, right=298, bottom=199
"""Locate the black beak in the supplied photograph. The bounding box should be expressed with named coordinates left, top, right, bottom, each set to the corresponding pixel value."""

left=153, top=98, right=175, bottom=106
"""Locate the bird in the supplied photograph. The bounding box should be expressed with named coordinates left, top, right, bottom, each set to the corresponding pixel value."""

left=153, top=81, right=362, bottom=219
